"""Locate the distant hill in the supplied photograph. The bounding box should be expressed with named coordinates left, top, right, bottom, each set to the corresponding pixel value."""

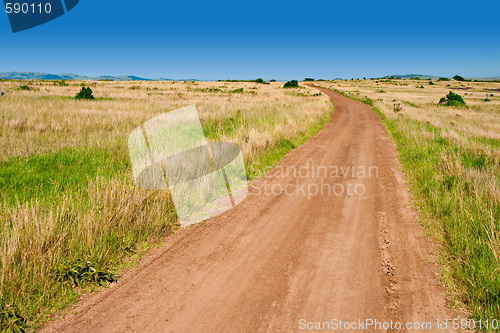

left=0, top=72, right=198, bottom=81
left=378, top=74, right=500, bottom=81
left=378, top=74, right=440, bottom=80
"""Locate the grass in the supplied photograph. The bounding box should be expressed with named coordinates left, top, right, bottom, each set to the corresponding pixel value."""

left=0, top=80, right=332, bottom=331
left=315, top=82, right=499, bottom=332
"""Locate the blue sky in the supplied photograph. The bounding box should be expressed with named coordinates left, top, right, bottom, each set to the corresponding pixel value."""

left=1, top=0, right=499, bottom=80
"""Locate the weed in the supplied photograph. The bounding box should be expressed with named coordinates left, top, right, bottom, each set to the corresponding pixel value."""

left=0, top=304, right=28, bottom=333
left=55, top=258, right=117, bottom=287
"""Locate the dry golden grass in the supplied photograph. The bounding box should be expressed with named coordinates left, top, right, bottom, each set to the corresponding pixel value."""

left=316, top=79, right=500, bottom=141
left=0, top=80, right=330, bottom=162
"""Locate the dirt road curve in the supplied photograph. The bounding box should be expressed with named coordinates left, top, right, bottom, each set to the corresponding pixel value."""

left=41, top=88, right=462, bottom=332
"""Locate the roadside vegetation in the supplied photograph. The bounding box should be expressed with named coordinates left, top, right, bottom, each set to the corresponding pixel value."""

left=314, top=79, right=499, bottom=331
left=0, top=80, right=332, bottom=331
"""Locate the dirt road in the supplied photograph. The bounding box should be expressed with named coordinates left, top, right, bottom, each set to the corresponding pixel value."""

left=41, top=88, right=462, bottom=332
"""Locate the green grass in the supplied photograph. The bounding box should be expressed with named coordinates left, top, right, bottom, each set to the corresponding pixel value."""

left=0, top=144, right=129, bottom=205
left=332, top=88, right=499, bottom=331
left=379, top=114, right=499, bottom=330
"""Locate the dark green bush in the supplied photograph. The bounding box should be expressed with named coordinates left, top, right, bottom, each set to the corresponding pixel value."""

left=438, top=77, right=450, bottom=81
left=304, top=78, right=315, bottom=81
left=269, top=79, right=276, bottom=82
left=19, top=85, right=31, bottom=90
left=440, top=91, right=466, bottom=106
left=253, top=78, right=269, bottom=84
left=429, top=81, right=435, bottom=85
left=75, top=87, right=95, bottom=99
left=283, top=80, right=299, bottom=88
left=453, top=75, right=466, bottom=81
left=446, top=91, right=465, bottom=104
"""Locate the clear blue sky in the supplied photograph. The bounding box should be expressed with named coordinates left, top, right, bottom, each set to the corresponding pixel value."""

left=1, top=0, right=499, bottom=80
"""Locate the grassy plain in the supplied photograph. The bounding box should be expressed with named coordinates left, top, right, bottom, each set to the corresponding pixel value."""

left=314, top=79, right=500, bottom=330
left=0, top=80, right=332, bottom=331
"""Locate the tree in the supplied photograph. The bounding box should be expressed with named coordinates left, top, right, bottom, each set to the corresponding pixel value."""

left=453, top=75, right=466, bottom=82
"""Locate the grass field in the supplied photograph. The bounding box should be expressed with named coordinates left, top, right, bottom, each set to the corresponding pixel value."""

left=314, top=79, right=500, bottom=331
left=0, top=80, right=332, bottom=331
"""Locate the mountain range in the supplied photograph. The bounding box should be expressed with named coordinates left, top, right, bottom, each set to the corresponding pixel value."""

left=0, top=72, right=196, bottom=81
left=1, top=72, right=499, bottom=82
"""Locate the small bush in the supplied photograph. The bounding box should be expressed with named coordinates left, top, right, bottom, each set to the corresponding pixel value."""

left=446, top=91, right=465, bottom=104
left=19, top=85, right=31, bottom=90
left=75, top=87, right=95, bottom=99
left=429, top=81, right=435, bottom=85
left=230, top=88, right=244, bottom=93
left=283, top=80, right=299, bottom=88
left=304, top=78, right=315, bottom=81
left=438, top=77, right=450, bottom=81
left=440, top=91, right=466, bottom=107
left=253, top=78, right=269, bottom=84
left=453, top=75, right=466, bottom=81
left=269, top=79, right=276, bottom=82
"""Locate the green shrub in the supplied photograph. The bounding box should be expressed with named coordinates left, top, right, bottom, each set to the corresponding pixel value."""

left=230, top=88, right=244, bottom=93
left=253, top=78, right=269, bottom=84
left=438, top=77, right=450, bottom=81
left=304, top=78, right=315, bottom=81
left=446, top=91, right=465, bottom=104
left=75, top=87, right=95, bottom=99
left=269, top=79, right=276, bottom=82
left=440, top=91, right=466, bottom=107
left=429, top=81, right=435, bottom=85
left=453, top=75, right=466, bottom=81
left=283, top=80, right=299, bottom=88
left=19, top=85, right=31, bottom=90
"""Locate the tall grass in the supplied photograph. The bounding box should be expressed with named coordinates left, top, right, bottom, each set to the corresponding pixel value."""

left=0, top=81, right=333, bottom=331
